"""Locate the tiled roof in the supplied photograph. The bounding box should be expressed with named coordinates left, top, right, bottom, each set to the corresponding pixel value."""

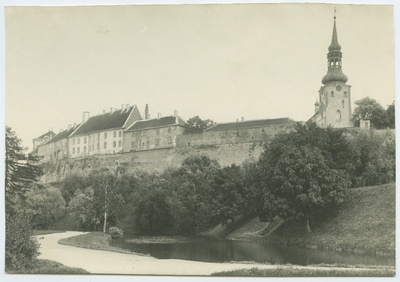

left=72, top=107, right=135, bottom=136
left=205, top=118, right=295, bottom=132
left=45, top=124, right=81, bottom=145
left=126, top=116, right=186, bottom=131
left=35, top=131, right=55, bottom=140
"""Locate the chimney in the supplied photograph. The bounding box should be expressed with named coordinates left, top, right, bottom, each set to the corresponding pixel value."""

left=126, top=104, right=130, bottom=109
left=110, top=107, right=114, bottom=113
left=59, top=129, right=64, bottom=133
left=121, top=104, right=125, bottom=110
left=157, top=113, right=162, bottom=119
left=241, top=117, right=244, bottom=122
left=174, top=110, right=178, bottom=117
left=82, top=111, right=90, bottom=123
left=145, top=104, right=149, bottom=119
left=48, top=127, right=53, bottom=132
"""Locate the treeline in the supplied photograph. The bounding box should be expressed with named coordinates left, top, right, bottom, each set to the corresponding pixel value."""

left=19, top=123, right=396, bottom=234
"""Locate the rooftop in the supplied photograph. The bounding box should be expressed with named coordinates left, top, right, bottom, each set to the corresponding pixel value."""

left=126, top=116, right=186, bottom=131
left=204, top=118, right=295, bottom=132
left=45, top=124, right=81, bottom=145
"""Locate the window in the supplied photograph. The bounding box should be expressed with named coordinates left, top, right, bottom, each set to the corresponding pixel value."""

left=97, top=143, right=99, bottom=150
left=113, top=131, right=116, bottom=138
left=104, top=142, right=107, bottom=149
left=77, top=138, right=80, bottom=145
left=77, top=147, right=80, bottom=154
left=342, top=100, right=345, bottom=108
left=84, top=146, right=86, bottom=153
left=131, top=142, right=136, bottom=149
left=113, top=141, right=116, bottom=148
left=344, top=91, right=347, bottom=98
left=156, top=129, right=160, bottom=135
left=72, top=148, right=75, bottom=154
left=155, top=138, right=160, bottom=146
left=119, top=131, right=122, bottom=137
left=118, top=141, right=121, bottom=147
left=104, top=132, right=107, bottom=139
left=167, top=137, right=172, bottom=144
left=335, top=110, right=342, bottom=123
left=331, top=91, right=334, bottom=97
left=84, top=137, right=87, bottom=144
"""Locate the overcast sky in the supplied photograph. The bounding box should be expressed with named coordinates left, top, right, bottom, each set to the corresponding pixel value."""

left=4, top=1, right=395, bottom=150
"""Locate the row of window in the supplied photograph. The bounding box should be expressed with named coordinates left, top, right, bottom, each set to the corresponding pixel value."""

left=71, top=140, right=122, bottom=154
left=329, top=91, right=347, bottom=98
left=71, top=131, right=123, bottom=145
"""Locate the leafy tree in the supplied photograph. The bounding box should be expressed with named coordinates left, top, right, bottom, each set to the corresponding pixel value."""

left=5, top=214, right=40, bottom=271
left=24, top=185, right=66, bottom=229
left=5, top=126, right=42, bottom=214
left=258, top=123, right=351, bottom=232
left=61, top=173, right=88, bottom=204
left=186, top=116, right=215, bottom=132
left=351, top=97, right=388, bottom=129
left=68, top=187, right=99, bottom=231
left=386, top=101, right=395, bottom=129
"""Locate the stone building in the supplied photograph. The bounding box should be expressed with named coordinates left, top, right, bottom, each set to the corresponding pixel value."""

left=123, top=113, right=186, bottom=152
left=37, top=124, right=80, bottom=161
left=68, top=105, right=142, bottom=158
left=308, top=14, right=352, bottom=128
left=176, top=118, right=296, bottom=147
left=32, top=129, right=56, bottom=150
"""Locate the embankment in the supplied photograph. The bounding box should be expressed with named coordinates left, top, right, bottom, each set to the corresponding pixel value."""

left=227, top=183, right=396, bottom=257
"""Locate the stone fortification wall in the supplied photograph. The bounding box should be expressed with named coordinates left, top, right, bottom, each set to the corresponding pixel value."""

left=40, top=142, right=266, bottom=183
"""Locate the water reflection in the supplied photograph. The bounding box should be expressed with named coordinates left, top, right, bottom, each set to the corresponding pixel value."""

left=110, top=235, right=395, bottom=266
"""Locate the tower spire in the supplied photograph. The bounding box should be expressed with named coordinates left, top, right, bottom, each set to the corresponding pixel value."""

left=322, top=9, right=348, bottom=84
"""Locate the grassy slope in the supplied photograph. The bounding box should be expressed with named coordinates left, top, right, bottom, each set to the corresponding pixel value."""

left=263, top=183, right=396, bottom=256
left=7, top=259, right=89, bottom=274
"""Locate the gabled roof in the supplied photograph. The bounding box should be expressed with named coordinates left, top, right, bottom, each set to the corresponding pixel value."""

left=45, top=124, right=81, bottom=145
left=126, top=116, right=186, bottom=132
left=71, top=106, right=136, bottom=137
left=204, top=118, right=295, bottom=132
left=34, top=131, right=55, bottom=140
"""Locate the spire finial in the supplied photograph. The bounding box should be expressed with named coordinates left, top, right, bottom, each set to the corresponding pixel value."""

left=334, top=7, right=336, bottom=20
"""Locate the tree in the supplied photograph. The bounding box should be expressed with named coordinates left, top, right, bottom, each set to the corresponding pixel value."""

left=386, top=101, right=395, bottom=129
left=258, top=123, right=351, bottom=232
left=186, top=116, right=215, bottom=132
left=351, top=97, right=388, bottom=129
left=68, top=187, right=99, bottom=231
left=24, top=185, right=66, bottom=229
left=5, top=126, right=42, bottom=214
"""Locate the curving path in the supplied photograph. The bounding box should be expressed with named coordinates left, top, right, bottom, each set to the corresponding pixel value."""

left=36, top=231, right=383, bottom=276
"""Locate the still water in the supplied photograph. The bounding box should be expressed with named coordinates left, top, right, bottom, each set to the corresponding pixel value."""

left=110, top=235, right=395, bottom=266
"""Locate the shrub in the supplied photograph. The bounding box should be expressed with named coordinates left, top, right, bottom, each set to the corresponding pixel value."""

left=108, top=226, right=123, bottom=239
left=5, top=213, right=40, bottom=271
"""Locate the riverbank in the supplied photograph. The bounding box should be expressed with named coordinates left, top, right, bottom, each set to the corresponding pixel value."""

left=227, top=183, right=395, bottom=257
left=37, top=231, right=395, bottom=276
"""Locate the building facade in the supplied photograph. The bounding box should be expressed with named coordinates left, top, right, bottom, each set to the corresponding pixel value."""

left=308, top=14, right=352, bottom=128
left=68, top=105, right=142, bottom=158
left=123, top=114, right=186, bottom=152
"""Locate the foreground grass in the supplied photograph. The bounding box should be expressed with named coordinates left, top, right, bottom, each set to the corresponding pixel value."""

left=212, top=266, right=395, bottom=277
left=58, top=232, right=146, bottom=256
left=7, top=259, right=89, bottom=274
left=264, top=184, right=395, bottom=256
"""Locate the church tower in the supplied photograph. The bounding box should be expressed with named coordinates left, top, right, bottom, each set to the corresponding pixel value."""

left=309, top=11, right=352, bottom=128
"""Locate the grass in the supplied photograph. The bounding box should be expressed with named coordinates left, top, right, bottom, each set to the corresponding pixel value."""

left=7, top=259, right=89, bottom=274
left=58, top=232, right=147, bottom=256
left=262, top=183, right=395, bottom=256
left=212, top=266, right=396, bottom=277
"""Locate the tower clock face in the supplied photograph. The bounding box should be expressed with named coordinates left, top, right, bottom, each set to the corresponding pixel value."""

left=336, top=85, right=342, bottom=91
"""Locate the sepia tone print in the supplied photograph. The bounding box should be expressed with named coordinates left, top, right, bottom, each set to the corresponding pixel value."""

left=3, top=2, right=395, bottom=278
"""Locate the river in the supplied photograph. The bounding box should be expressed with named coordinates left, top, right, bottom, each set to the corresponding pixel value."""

left=109, top=235, right=395, bottom=266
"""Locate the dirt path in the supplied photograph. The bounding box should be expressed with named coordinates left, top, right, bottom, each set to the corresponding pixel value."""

left=36, top=231, right=385, bottom=276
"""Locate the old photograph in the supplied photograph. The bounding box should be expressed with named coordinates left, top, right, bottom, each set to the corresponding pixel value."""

left=2, top=0, right=396, bottom=279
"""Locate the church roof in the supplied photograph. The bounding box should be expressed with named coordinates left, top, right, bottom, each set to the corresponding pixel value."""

left=322, top=67, right=348, bottom=84
left=126, top=116, right=186, bottom=131
left=328, top=17, right=341, bottom=51
left=204, top=118, right=295, bottom=132
left=71, top=106, right=136, bottom=136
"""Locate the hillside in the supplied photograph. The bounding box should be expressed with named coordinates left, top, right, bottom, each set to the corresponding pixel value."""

left=229, top=183, right=395, bottom=256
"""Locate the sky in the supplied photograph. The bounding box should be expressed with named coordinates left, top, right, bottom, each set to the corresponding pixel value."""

left=3, top=1, right=396, bottom=151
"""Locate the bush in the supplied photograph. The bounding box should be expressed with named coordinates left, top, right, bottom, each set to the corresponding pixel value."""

left=108, top=226, right=123, bottom=239
left=5, top=213, right=40, bottom=271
